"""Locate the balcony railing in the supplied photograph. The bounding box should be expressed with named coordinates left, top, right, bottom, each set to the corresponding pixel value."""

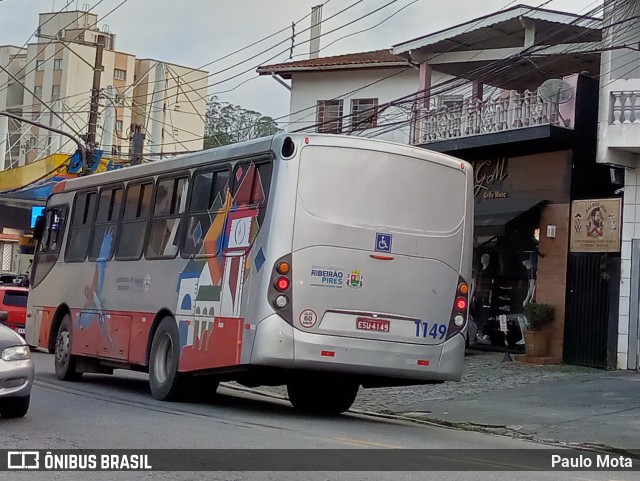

left=414, top=89, right=567, bottom=144
left=610, top=90, right=640, bottom=124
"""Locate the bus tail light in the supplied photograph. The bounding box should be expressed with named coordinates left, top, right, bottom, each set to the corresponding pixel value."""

left=268, top=253, right=293, bottom=324
left=446, top=276, right=469, bottom=340
left=276, top=261, right=290, bottom=275
left=275, top=277, right=290, bottom=291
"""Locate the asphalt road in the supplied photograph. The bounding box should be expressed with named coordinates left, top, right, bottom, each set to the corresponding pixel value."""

left=0, top=351, right=635, bottom=481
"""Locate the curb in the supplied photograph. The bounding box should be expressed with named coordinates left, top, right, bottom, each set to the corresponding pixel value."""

left=220, top=382, right=639, bottom=458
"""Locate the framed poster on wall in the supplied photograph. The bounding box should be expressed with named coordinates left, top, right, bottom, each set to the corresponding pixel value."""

left=570, top=198, right=622, bottom=253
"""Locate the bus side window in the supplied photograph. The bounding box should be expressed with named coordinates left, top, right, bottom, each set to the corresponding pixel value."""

left=65, top=191, right=97, bottom=262
left=145, top=176, right=189, bottom=259
left=182, top=169, right=229, bottom=258
left=232, top=160, right=273, bottom=226
left=32, top=205, right=67, bottom=288
left=89, top=186, right=122, bottom=262
left=116, top=182, right=153, bottom=260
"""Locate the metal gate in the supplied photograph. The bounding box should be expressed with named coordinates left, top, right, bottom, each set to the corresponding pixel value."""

left=563, top=253, right=619, bottom=369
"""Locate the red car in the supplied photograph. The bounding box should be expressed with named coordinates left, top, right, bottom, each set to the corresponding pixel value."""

left=0, top=286, right=28, bottom=336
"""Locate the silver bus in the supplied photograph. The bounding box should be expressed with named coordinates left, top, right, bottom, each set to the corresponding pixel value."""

left=26, top=134, right=473, bottom=414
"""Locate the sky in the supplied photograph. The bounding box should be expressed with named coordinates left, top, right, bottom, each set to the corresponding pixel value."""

left=0, top=0, right=601, bottom=124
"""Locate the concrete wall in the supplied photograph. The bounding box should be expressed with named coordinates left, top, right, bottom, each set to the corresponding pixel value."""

left=288, top=67, right=420, bottom=143
left=619, top=167, right=639, bottom=368
left=133, top=59, right=208, bottom=157
left=597, top=0, right=640, bottom=168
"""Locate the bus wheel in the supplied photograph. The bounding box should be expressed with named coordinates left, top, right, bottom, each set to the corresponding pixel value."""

left=54, top=314, right=83, bottom=381
left=287, top=379, right=359, bottom=415
left=149, top=317, right=183, bottom=401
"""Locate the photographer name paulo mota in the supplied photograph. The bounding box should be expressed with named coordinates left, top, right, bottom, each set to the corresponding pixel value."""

left=551, top=454, right=633, bottom=469
left=0, top=322, right=34, bottom=418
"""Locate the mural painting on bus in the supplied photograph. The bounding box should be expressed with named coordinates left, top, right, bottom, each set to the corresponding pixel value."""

left=177, top=162, right=267, bottom=371
left=79, top=225, right=114, bottom=349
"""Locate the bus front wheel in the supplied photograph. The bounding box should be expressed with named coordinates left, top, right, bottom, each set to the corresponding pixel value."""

left=287, top=378, right=359, bottom=415
left=54, top=314, right=83, bottom=381
left=149, top=317, right=183, bottom=401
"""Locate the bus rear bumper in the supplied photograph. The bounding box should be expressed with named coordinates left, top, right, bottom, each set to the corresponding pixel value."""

left=251, top=314, right=464, bottom=382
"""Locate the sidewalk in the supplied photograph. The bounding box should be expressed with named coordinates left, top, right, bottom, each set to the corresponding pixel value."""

left=232, top=351, right=640, bottom=451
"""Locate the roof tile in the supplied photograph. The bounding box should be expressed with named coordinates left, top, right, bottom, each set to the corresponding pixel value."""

left=257, top=49, right=409, bottom=74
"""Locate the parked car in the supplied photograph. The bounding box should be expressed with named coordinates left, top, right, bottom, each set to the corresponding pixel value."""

left=0, top=319, right=33, bottom=418
left=0, top=274, right=16, bottom=285
left=0, top=286, right=28, bottom=336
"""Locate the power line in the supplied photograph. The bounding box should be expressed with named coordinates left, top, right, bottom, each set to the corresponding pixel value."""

left=294, top=0, right=605, bottom=135
left=205, top=0, right=425, bottom=98
left=0, top=0, right=76, bottom=72
left=0, top=0, right=110, bottom=97
left=274, top=0, right=557, bottom=132
left=126, top=0, right=404, bottom=102
left=0, top=0, right=132, bottom=169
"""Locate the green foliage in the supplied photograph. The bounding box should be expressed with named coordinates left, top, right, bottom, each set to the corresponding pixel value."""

left=523, top=302, right=555, bottom=331
left=204, top=96, right=281, bottom=148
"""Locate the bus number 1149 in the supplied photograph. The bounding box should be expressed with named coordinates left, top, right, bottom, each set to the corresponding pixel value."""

left=414, top=320, right=447, bottom=339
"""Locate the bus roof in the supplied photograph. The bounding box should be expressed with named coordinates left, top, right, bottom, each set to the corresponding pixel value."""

left=55, top=134, right=469, bottom=193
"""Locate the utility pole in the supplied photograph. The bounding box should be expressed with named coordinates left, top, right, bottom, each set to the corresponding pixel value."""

left=86, top=35, right=105, bottom=173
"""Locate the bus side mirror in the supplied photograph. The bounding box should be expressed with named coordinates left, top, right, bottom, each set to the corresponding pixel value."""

left=33, top=215, right=45, bottom=241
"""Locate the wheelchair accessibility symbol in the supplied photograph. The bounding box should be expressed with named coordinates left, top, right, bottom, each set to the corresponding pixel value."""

left=375, top=233, right=392, bottom=253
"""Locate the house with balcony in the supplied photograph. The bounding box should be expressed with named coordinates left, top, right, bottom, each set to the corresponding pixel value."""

left=257, top=50, right=419, bottom=144
left=259, top=4, right=623, bottom=368
left=597, top=0, right=640, bottom=371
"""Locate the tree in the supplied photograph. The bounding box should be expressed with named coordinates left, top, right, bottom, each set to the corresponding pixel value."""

left=204, top=96, right=281, bottom=148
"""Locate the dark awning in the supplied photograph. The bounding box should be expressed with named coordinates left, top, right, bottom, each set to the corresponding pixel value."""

left=474, top=199, right=547, bottom=237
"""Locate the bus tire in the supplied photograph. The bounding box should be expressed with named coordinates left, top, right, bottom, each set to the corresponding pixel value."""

left=148, top=317, right=183, bottom=401
left=287, top=379, right=359, bottom=415
left=54, top=314, right=83, bottom=381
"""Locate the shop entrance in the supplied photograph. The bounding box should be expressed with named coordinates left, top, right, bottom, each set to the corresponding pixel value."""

left=563, top=253, right=619, bottom=369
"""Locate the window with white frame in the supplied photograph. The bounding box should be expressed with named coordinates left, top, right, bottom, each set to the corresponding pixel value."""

left=350, top=98, right=379, bottom=130
left=115, top=120, right=123, bottom=132
left=51, top=85, right=60, bottom=98
left=114, top=68, right=127, bottom=81
left=33, top=85, right=42, bottom=97
left=35, top=60, right=44, bottom=71
left=53, top=59, right=62, bottom=70
left=316, top=100, right=343, bottom=134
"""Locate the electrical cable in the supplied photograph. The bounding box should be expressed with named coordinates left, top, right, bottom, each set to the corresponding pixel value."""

left=126, top=0, right=404, bottom=102
left=293, top=0, right=605, bottom=135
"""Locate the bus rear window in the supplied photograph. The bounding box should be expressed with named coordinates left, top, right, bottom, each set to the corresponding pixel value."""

left=3, top=290, right=28, bottom=307
left=297, top=146, right=466, bottom=233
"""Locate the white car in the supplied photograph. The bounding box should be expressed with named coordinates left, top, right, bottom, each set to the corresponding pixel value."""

left=0, top=316, right=33, bottom=418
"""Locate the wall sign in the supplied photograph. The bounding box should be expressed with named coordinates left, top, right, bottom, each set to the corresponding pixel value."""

left=473, top=158, right=508, bottom=199
left=570, top=198, right=621, bottom=253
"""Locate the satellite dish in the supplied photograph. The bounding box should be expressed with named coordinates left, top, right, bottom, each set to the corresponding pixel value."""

left=538, top=79, right=574, bottom=103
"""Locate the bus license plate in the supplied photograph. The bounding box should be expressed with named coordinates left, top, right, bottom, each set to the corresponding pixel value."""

left=356, top=317, right=390, bottom=332
left=17, top=328, right=25, bottom=334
